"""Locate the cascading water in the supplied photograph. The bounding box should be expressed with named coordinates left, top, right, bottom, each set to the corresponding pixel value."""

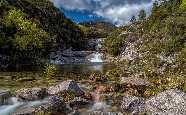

left=0, top=97, right=48, bottom=115
left=88, top=52, right=103, bottom=63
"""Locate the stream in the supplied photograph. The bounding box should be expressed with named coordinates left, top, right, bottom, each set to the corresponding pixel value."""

left=0, top=38, right=119, bottom=115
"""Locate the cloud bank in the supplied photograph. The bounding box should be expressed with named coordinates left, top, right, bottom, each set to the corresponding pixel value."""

left=53, top=0, right=154, bottom=25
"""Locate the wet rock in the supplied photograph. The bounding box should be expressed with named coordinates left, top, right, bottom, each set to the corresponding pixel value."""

left=48, top=80, right=85, bottom=96
left=83, top=111, right=123, bottom=115
left=0, top=89, right=11, bottom=105
left=13, top=106, right=36, bottom=115
left=121, top=96, right=145, bottom=114
left=35, top=96, right=67, bottom=113
left=16, top=88, right=47, bottom=101
left=67, top=97, right=92, bottom=109
left=145, top=89, right=186, bottom=115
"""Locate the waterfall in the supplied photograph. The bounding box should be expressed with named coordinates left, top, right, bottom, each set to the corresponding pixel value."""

left=88, top=52, right=103, bottom=63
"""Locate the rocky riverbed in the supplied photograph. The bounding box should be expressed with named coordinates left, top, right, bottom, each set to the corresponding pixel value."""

left=0, top=77, right=186, bottom=115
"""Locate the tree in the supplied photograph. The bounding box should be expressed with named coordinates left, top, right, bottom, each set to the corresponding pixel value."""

left=138, top=9, right=146, bottom=20
left=130, top=15, right=136, bottom=23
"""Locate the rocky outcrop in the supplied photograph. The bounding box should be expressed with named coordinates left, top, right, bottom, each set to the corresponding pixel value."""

left=121, top=96, right=145, bottom=114
left=0, top=90, right=11, bottom=105
left=145, top=89, right=186, bottom=115
left=47, top=80, right=85, bottom=96
left=16, top=88, right=47, bottom=101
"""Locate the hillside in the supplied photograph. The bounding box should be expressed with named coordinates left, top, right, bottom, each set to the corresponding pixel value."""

left=0, top=0, right=85, bottom=69
left=103, top=0, right=186, bottom=94
left=79, top=21, right=116, bottom=38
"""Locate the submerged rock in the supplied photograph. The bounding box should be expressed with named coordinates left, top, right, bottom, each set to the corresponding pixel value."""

left=145, top=89, right=186, bottom=115
left=47, top=80, right=85, bottom=96
left=16, top=88, right=47, bottom=101
left=121, top=96, right=145, bottom=114
left=0, top=89, right=11, bottom=105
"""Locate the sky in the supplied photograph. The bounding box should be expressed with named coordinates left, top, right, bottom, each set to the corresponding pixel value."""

left=52, top=0, right=155, bottom=26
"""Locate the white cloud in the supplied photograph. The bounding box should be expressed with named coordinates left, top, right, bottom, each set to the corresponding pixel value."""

left=52, top=0, right=154, bottom=25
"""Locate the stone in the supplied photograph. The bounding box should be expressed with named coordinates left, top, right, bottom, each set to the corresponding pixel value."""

left=121, top=77, right=151, bottom=87
left=145, top=89, right=186, bottom=115
left=121, top=96, right=145, bottom=114
left=82, top=111, right=123, bottom=115
left=35, top=96, right=67, bottom=113
left=16, top=88, right=47, bottom=101
left=47, top=80, right=85, bottom=96
left=0, top=89, right=11, bottom=105
left=67, top=97, right=92, bottom=109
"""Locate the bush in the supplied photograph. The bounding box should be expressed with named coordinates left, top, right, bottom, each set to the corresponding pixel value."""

left=43, top=64, right=57, bottom=79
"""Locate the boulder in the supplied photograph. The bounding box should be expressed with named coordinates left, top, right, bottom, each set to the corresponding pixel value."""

left=0, top=89, right=11, bottom=105
left=145, top=89, right=186, bottom=115
left=47, top=80, right=85, bottom=96
left=121, top=96, right=145, bottom=114
left=16, top=88, right=47, bottom=101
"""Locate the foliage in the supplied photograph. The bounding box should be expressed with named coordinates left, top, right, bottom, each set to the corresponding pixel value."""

left=138, top=9, right=146, bottom=20
left=43, top=64, right=57, bottom=78
left=103, top=0, right=186, bottom=94
left=4, top=9, right=50, bottom=49
left=0, top=0, right=86, bottom=69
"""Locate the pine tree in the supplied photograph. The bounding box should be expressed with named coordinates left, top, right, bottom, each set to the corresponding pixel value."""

left=138, top=9, right=146, bottom=20
left=130, top=15, right=136, bottom=23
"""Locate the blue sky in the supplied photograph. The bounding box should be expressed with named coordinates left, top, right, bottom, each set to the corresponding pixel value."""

left=52, top=0, right=154, bottom=25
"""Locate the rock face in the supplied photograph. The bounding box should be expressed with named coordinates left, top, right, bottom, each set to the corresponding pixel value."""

left=16, top=88, right=47, bottom=101
left=48, top=80, right=85, bottom=96
left=0, top=90, right=11, bottom=105
left=146, top=89, right=186, bottom=115
left=121, top=96, right=145, bottom=114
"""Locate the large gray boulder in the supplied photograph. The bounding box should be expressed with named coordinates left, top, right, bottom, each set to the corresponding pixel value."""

left=146, top=89, right=186, bottom=115
left=0, top=89, right=11, bottom=105
left=121, top=96, right=145, bottom=114
left=47, top=80, right=85, bottom=96
left=16, top=88, right=47, bottom=101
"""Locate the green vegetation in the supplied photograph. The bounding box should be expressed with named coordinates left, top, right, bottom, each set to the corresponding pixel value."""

left=0, top=0, right=85, bottom=69
left=103, top=0, right=186, bottom=94
left=43, top=64, right=57, bottom=79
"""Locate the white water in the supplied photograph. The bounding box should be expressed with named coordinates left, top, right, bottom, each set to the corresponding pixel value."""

left=0, top=97, right=48, bottom=115
left=88, top=52, right=103, bottom=63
